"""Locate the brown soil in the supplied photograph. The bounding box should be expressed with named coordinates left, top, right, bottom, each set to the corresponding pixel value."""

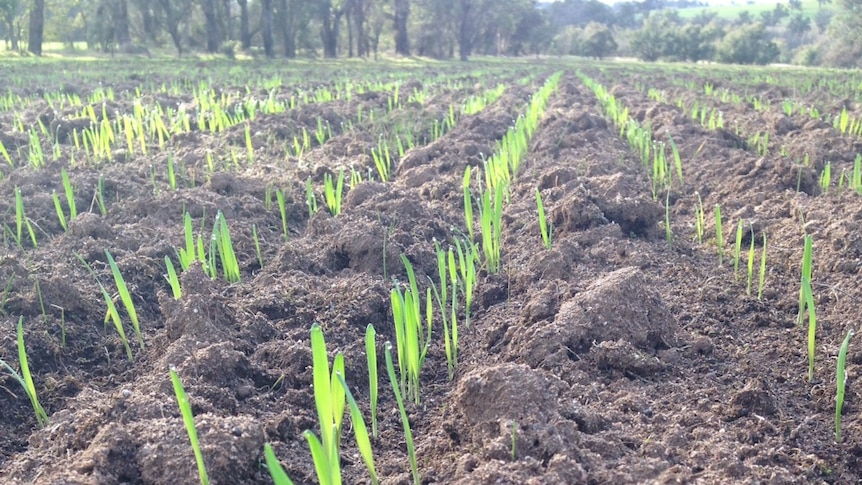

left=1, top=61, right=861, bottom=485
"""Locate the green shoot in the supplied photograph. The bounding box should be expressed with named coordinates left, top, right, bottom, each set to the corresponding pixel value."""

left=178, top=212, right=196, bottom=271
left=61, top=168, right=77, bottom=220
left=335, top=372, right=379, bottom=485
left=14, top=187, right=37, bottom=249
left=0, top=317, right=49, bottom=428
left=105, top=250, right=144, bottom=350
left=309, top=323, right=345, bottom=484
left=536, top=189, right=553, bottom=250
left=802, top=276, right=817, bottom=382
left=263, top=444, right=296, bottom=485
left=463, top=168, right=474, bottom=242
left=694, top=193, right=705, bottom=244
left=75, top=252, right=133, bottom=361
left=52, top=191, right=68, bottom=231
left=95, top=174, right=107, bottom=216
left=252, top=224, right=263, bottom=269
left=757, top=233, right=767, bottom=301
left=798, top=235, right=814, bottom=326
left=733, top=220, right=744, bottom=281
left=384, top=342, right=420, bottom=485
left=211, top=211, right=241, bottom=283
left=245, top=123, right=254, bottom=164
left=165, top=256, right=182, bottom=299
left=170, top=367, right=210, bottom=485
left=365, top=324, right=379, bottom=439
left=715, top=205, right=724, bottom=266
left=276, top=189, right=289, bottom=242
left=745, top=225, right=755, bottom=295
left=305, top=178, right=318, bottom=218
left=836, top=329, right=853, bottom=442
left=323, top=170, right=345, bottom=216
left=476, top=184, right=504, bottom=273
left=664, top=190, right=672, bottom=248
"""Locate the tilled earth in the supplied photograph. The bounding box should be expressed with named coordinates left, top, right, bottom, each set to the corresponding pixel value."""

left=0, top=60, right=861, bottom=484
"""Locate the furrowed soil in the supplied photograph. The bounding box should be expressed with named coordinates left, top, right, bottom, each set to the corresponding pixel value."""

left=0, top=59, right=861, bottom=484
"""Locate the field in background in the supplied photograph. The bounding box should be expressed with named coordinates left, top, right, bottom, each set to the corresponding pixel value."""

left=675, top=0, right=834, bottom=19
left=0, top=57, right=861, bottom=484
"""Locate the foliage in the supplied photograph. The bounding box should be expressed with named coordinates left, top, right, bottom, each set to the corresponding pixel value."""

left=715, top=23, right=779, bottom=64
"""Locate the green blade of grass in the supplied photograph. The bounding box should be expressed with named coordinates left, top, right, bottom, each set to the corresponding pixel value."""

left=169, top=367, right=210, bottom=485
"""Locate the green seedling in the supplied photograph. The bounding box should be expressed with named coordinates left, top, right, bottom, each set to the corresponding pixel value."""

left=178, top=212, right=196, bottom=271
left=308, top=323, right=345, bottom=485
left=463, top=167, right=474, bottom=242
left=536, top=189, right=553, bottom=250
left=106, top=250, right=144, bottom=350
left=335, top=372, right=379, bottom=485
left=664, top=191, right=672, bottom=248
left=52, top=191, right=68, bottom=231
left=165, top=256, right=182, bottom=299
left=305, top=177, right=318, bottom=218
left=323, top=170, right=345, bottom=216
left=365, top=324, right=379, bottom=438
left=476, top=184, right=504, bottom=273
left=733, top=220, right=744, bottom=281
left=693, top=193, right=705, bottom=244
left=745, top=225, right=756, bottom=295
left=14, top=187, right=37, bottom=249
left=836, top=329, right=853, bottom=442
left=170, top=367, right=210, bottom=485
left=757, top=233, right=767, bottom=301
left=75, top=252, right=133, bottom=361
left=210, top=211, right=241, bottom=283
left=276, top=189, right=289, bottom=242
left=0, top=317, right=49, bottom=428
left=798, top=235, right=814, bottom=326
left=61, top=168, right=77, bottom=220
left=384, top=342, right=420, bottom=485
left=263, top=444, right=296, bottom=485
left=802, top=276, right=817, bottom=382
left=252, top=224, right=263, bottom=269
left=715, top=205, right=724, bottom=266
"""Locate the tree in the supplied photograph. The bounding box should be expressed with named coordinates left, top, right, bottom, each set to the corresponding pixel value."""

left=201, top=0, right=222, bottom=52
left=27, top=0, right=43, bottom=55
left=0, top=0, right=25, bottom=50
left=715, top=23, right=779, bottom=64
left=821, top=0, right=862, bottom=66
left=155, top=0, right=192, bottom=55
left=394, top=0, right=410, bottom=55
left=629, top=10, right=682, bottom=61
left=262, top=0, right=274, bottom=56
left=787, top=13, right=811, bottom=34
left=814, top=9, right=832, bottom=32
left=580, top=21, right=616, bottom=58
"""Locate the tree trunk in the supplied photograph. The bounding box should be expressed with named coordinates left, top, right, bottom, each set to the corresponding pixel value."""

left=320, top=1, right=336, bottom=57
left=393, top=0, right=409, bottom=55
left=158, top=0, right=184, bottom=55
left=457, top=0, right=473, bottom=61
left=114, top=0, right=131, bottom=45
left=346, top=7, right=353, bottom=57
left=354, top=0, right=366, bottom=57
left=28, top=0, right=43, bottom=56
left=276, top=0, right=296, bottom=57
left=261, top=0, right=274, bottom=57
left=238, top=0, right=250, bottom=49
left=222, top=0, right=232, bottom=40
left=201, top=0, right=222, bottom=52
left=137, top=2, right=157, bottom=44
